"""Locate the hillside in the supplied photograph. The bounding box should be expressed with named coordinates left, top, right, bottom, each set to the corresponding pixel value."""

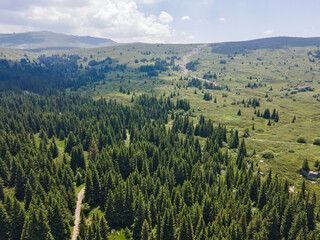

left=211, top=36, right=320, bottom=54
left=0, top=31, right=117, bottom=51
left=1, top=39, right=320, bottom=239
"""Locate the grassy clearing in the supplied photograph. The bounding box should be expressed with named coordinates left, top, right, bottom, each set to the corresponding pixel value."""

left=6, top=43, right=320, bottom=197
left=73, top=44, right=320, bottom=197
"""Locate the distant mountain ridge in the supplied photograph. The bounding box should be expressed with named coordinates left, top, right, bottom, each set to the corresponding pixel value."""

left=211, top=36, right=320, bottom=54
left=0, top=31, right=117, bottom=51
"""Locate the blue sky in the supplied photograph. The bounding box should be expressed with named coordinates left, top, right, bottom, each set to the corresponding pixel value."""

left=0, top=0, right=319, bottom=43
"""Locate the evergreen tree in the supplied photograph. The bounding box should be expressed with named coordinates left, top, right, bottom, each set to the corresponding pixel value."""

left=178, top=216, right=193, bottom=240
left=99, top=216, right=109, bottom=240
left=15, top=163, right=26, bottom=201
left=160, top=208, right=175, bottom=240
left=302, top=159, right=310, bottom=171
left=141, top=219, right=150, bottom=240
left=10, top=199, right=25, bottom=240
left=0, top=202, right=9, bottom=240
left=49, top=200, right=68, bottom=240
left=0, top=182, right=4, bottom=202
left=21, top=205, right=51, bottom=240
left=267, top=119, right=271, bottom=126
left=79, top=212, right=88, bottom=240
left=132, top=194, right=147, bottom=240
left=65, top=132, right=77, bottom=154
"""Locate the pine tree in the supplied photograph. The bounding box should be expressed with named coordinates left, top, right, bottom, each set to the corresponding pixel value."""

left=24, top=180, right=33, bottom=210
left=79, top=212, right=88, bottom=240
left=85, top=170, right=94, bottom=206
left=10, top=198, right=25, bottom=240
left=160, top=208, right=175, bottom=240
left=45, top=232, right=55, bottom=240
left=15, top=163, right=26, bottom=201
left=132, top=194, right=147, bottom=240
left=237, top=109, right=241, bottom=116
left=141, top=219, right=150, bottom=240
left=178, top=216, right=193, bottom=240
left=302, top=159, right=309, bottom=171
left=71, top=145, right=86, bottom=172
left=89, top=139, right=99, bottom=161
left=274, top=111, right=279, bottom=122
left=0, top=202, right=9, bottom=240
left=99, top=216, right=109, bottom=240
left=0, top=158, right=9, bottom=184
left=21, top=205, right=51, bottom=240
left=65, top=132, right=77, bottom=153
left=50, top=137, right=59, bottom=159
left=0, top=182, right=4, bottom=202
left=267, top=119, right=271, bottom=126
left=49, top=200, right=68, bottom=240
left=257, top=182, right=267, bottom=210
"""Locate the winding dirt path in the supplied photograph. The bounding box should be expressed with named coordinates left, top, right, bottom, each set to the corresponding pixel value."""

left=72, top=187, right=85, bottom=240
left=177, top=44, right=216, bottom=85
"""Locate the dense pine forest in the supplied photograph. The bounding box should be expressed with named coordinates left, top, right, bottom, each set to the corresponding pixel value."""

left=0, top=91, right=319, bottom=240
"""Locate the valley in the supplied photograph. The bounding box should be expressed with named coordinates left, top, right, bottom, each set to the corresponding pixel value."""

left=1, top=37, right=320, bottom=239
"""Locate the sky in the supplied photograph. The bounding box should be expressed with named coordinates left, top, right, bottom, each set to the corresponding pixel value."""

left=0, top=0, right=320, bottom=43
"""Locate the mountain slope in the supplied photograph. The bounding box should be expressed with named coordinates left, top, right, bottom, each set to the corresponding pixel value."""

left=211, top=36, right=320, bottom=54
left=0, top=31, right=117, bottom=51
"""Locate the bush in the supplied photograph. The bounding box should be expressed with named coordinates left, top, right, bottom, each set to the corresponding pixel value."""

left=297, top=137, right=306, bottom=143
left=261, top=150, right=274, bottom=159
left=313, top=138, right=320, bottom=145
left=124, top=227, right=132, bottom=239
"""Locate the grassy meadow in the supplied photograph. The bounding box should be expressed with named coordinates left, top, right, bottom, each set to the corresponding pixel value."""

left=68, top=43, right=320, bottom=198
left=2, top=42, right=320, bottom=199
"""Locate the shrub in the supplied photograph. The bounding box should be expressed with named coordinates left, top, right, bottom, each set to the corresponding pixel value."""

left=302, top=159, right=310, bottom=171
left=313, top=138, right=320, bottom=145
left=297, top=137, right=306, bottom=143
left=261, top=150, right=274, bottom=159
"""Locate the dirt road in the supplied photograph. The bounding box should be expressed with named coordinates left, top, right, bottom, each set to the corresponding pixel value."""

left=177, top=44, right=216, bottom=85
left=71, top=187, right=85, bottom=240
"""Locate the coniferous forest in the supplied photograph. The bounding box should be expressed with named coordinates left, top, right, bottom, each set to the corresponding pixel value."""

left=0, top=90, right=319, bottom=240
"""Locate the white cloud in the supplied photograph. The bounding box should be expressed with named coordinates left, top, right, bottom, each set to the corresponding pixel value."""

left=218, top=17, right=225, bottom=22
left=158, top=11, right=173, bottom=24
left=188, top=34, right=195, bottom=40
left=137, top=0, right=167, bottom=4
left=181, top=16, right=190, bottom=21
left=263, top=29, right=274, bottom=35
left=0, top=0, right=173, bottom=43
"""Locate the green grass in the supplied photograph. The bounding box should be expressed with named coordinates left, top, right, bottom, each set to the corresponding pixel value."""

left=108, top=230, right=130, bottom=240
left=75, top=184, right=85, bottom=195
left=6, top=43, right=320, bottom=198
left=72, top=44, right=320, bottom=197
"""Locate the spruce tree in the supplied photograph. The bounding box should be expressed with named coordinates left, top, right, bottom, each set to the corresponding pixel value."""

left=99, top=216, right=109, bottom=240
left=79, top=212, right=88, bottom=240
left=49, top=200, right=68, bottom=240
left=267, top=119, right=271, bottom=126
left=24, top=180, right=33, bottom=211
left=15, top=163, right=26, bottom=201
left=65, top=132, right=77, bottom=153
left=141, top=219, right=150, bottom=240
left=0, top=202, right=9, bottom=240
left=160, top=208, right=175, bottom=240
left=133, top=194, right=147, bottom=240
left=10, top=199, right=25, bottom=240
left=302, top=159, right=310, bottom=171
left=178, top=216, right=193, bottom=240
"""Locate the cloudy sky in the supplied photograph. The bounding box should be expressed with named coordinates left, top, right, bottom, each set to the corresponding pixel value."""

left=0, top=0, right=320, bottom=43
